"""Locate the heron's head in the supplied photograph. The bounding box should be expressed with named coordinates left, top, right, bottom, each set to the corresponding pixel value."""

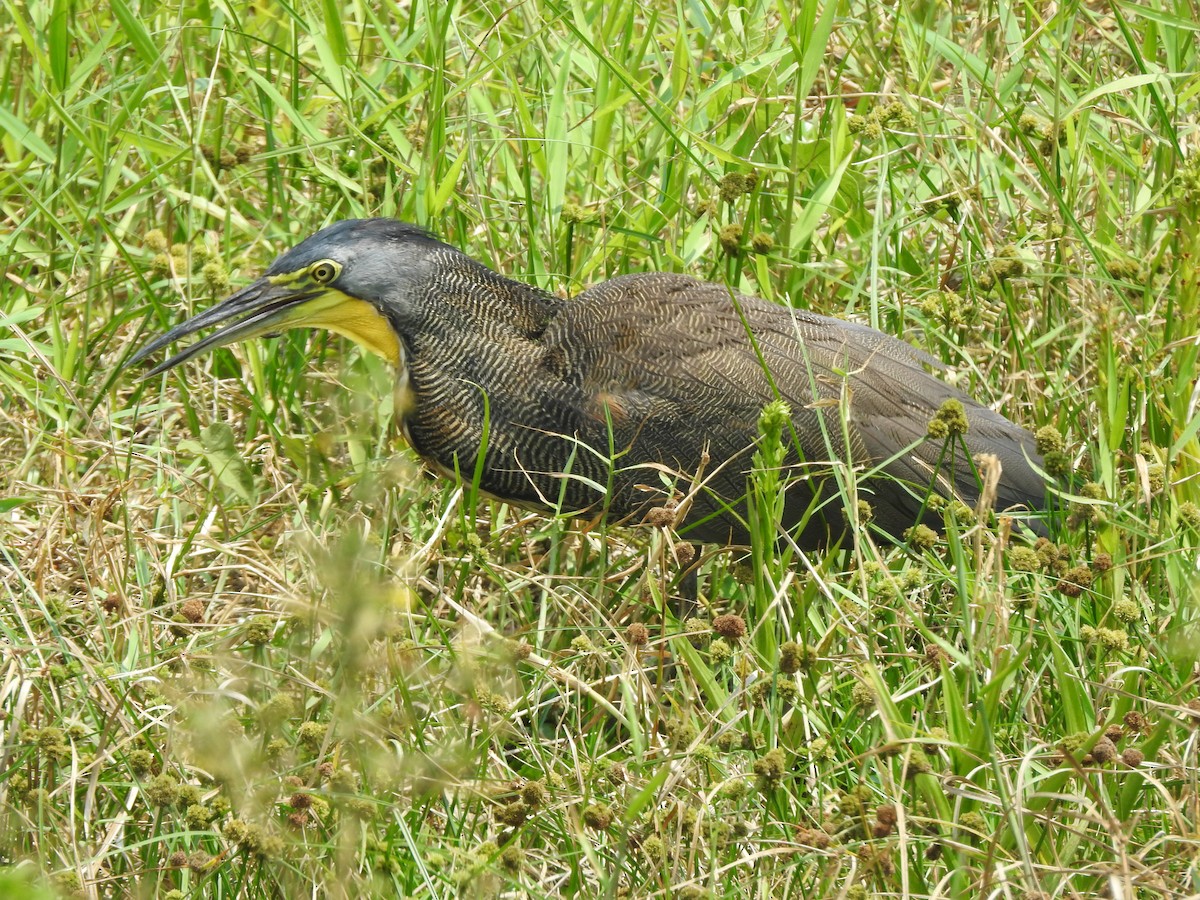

left=126, top=219, right=442, bottom=376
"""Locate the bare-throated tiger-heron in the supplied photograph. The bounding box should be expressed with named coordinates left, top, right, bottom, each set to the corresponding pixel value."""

left=127, top=219, right=1046, bottom=546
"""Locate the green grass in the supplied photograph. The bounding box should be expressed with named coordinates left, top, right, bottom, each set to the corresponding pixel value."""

left=2, top=0, right=1200, bottom=897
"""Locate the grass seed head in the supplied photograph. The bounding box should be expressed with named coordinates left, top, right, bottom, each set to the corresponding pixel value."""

left=1035, top=426, right=1065, bottom=455
left=719, top=223, right=743, bottom=254
left=709, top=637, right=733, bottom=664
left=1056, top=565, right=1094, bottom=597
left=1123, top=711, right=1151, bottom=733
left=126, top=749, right=155, bottom=776
left=1178, top=501, right=1200, bottom=529
left=684, top=617, right=710, bottom=647
left=639, top=835, right=665, bottom=862
left=180, top=599, right=205, bottom=623
left=753, top=747, right=787, bottom=791
left=712, top=614, right=746, bottom=640
left=495, top=800, right=529, bottom=827
left=1090, top=737, right=1118, bottom=764
left=1122, top=748, right=1145, bottom=767
left=581, top=803, right=613, bottom=830
left=499, top=845, right=525, bottom=872
left=244, top=616, right=275, bottom=646
left=297, top=721, right=327, bottom=750
left=719, top=173, right=749, bottom=203
left=1042, top=450, right=1073, bottom=479
left=1113, top=599, right=1139, bottom=623
left=143, top=773, right=179, bottom=807
left=521, top=781, right=548, bottom=807
left=851, top=680, right=875, bottom=709
left=779, top=640, right=803, bottom=674
left=186, top=804, right=215, bottom=829
left=144, top=228, right=169, bottom=252
left=795, top=826, right=832, bottom=849
left=904, top=524, right=938, bottom=551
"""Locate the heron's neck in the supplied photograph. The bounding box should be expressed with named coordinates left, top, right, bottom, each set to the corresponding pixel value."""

left=392, top=248, right=566, bottom=421
left=407, top=249, right=564, bottom=347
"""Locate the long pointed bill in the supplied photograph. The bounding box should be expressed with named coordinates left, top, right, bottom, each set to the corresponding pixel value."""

left=126, top=279, right=401, bottom=377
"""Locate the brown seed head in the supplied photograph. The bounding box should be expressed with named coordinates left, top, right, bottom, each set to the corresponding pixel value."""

left=1090, top=737, right=1117, bottom=764
left=795, top=826, right=831, bottom=849
left=712, top=614, right=747, bottom=641
left=626, top=622, right=649, bottom=647
left=1056, top=565, right=1094, bottom=597
left=673, top=541, right=696, bottom=566
left=1123, top=711, right=1151, bottom=734
left=643, top=505, right=678, bottom=528
left=924, top=643, right=948, bottom=666
left=779, top=641, right=803, bottom=674
left=289, top=792, right=313, bottom=810
left=180, top=599, right=205, bottom=623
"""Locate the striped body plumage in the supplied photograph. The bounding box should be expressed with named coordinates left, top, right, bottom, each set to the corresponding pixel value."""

left=129, top=219, right=1045, bottom=546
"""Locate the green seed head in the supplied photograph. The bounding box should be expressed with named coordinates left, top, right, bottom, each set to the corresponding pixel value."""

left=928, top=399, right=969, bottom=438
left=640, top=835, right=665, bottom=862
left=202, top=260, right=230, bottom=294
left=750, top=231, right=775, bottom=254
left=297, top=721, right=327, bottom=750
left=494, top=800, right=529, bottom=827
left=144, top=229, right=169, bottom=252
left=244, top=616, right=274, bottom=646
left=753, top=747, right=787, bottom=790
left=709, top=637, right=733, bottom=664
left=719, top=223, right=744, bottom=254
left=582, top=802, right=614, bottom=830
left=851, top=680, right=875, bottom=709
left=1008, top=546, right=1040, bottom=572
left=1178, top=501, right=1200, bottom=529
left=904, top=524, right=939, bottom=550
left=719, top=173, right=749, bottom=203
left=1034, top=425, right=1064, bottom=455
left=143, top=773, right=180, bottom=807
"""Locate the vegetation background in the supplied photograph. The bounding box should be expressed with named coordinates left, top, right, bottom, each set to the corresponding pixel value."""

left=2, top=0, right=1199, bottom=897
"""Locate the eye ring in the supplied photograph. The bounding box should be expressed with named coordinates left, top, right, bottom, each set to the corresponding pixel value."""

left=310, top=261, right=338, bottom=284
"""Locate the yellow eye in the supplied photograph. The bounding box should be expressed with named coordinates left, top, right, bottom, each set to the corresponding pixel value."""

left=310, top=261, right=339, bottom=284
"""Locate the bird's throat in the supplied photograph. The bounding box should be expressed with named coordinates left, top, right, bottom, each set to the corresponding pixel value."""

left=291, top=294, right=403, bottom=366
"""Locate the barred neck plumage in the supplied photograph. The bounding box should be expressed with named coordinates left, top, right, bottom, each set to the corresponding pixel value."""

left=397, top=247, right=565, bottom=350
left=385, top=246, right=568, bottom=480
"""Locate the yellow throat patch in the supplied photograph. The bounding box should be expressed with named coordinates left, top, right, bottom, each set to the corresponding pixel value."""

left=271, top=286, right=401, bottom=366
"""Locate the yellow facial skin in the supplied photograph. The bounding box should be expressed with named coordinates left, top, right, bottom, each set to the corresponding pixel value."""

left=280, top=290, right=402, bottom=367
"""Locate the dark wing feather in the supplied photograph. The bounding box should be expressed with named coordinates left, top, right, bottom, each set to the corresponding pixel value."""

left=538, top=272, right=1043, bottom=544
